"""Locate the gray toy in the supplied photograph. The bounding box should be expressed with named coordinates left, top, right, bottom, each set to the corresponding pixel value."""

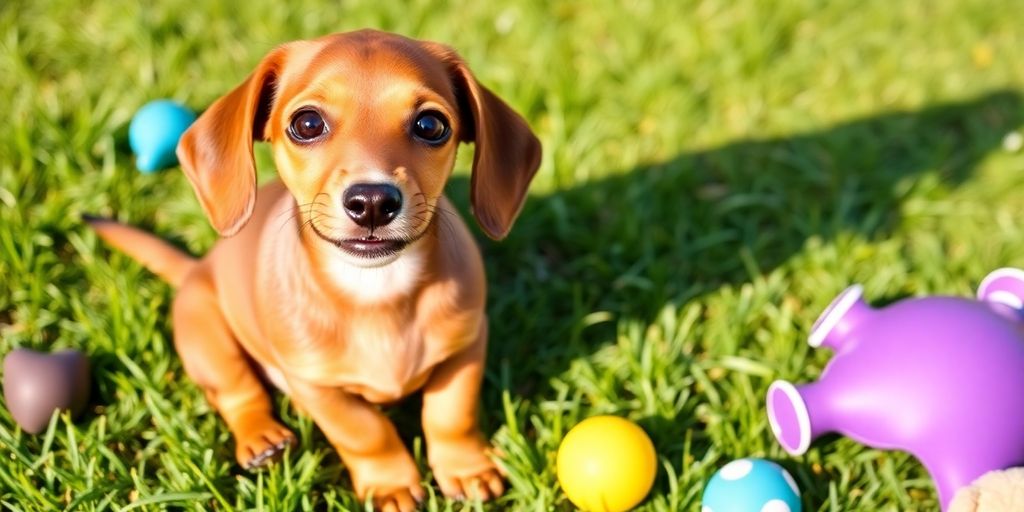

left=2, top=348, right=90, bottom=433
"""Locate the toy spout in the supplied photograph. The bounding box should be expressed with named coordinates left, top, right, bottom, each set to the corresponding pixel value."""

left=808, top=285, right=873, bottom=351
left=977, top=267, right=1024, bottom=320
left=766, top=380, right=838, bottom=456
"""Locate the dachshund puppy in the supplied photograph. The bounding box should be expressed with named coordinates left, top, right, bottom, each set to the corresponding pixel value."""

left=88, top=30, right=541, bottom=511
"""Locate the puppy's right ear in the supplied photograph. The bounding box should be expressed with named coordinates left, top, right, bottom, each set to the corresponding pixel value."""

left=176, top=46, right=288, bottom=237
left=419, top=42, right=542, bottom=241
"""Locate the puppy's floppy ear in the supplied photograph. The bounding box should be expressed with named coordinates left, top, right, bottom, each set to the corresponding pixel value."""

left=176, top=46, right=288, bottom=237
left=424, top=43, right=542, bottom=240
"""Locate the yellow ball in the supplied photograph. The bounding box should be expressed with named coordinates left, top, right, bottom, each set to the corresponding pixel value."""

left=556, top=416, right=657, bottom=512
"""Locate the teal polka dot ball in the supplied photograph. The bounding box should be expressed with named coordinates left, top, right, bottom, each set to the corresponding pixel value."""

left=702, top=458, right=801, bottom=512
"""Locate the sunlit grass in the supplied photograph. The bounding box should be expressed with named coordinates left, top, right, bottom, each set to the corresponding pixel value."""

left=1, top=0, right=1023, bottom=509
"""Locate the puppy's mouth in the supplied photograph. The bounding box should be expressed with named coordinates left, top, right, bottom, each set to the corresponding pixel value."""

left=309, top=223, right=410, bottom=259
left=337, top=236, right=408, bottom=258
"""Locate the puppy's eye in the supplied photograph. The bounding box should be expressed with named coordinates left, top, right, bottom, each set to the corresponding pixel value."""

left=412, top=111, right=450, bottom=145
left=289, top=110, right=327, bottom=142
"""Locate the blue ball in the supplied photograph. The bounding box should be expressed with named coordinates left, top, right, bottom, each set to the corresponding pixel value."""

left=128, top=100, right=196, bottom=173
left=702, top=458, right=802, bottom=512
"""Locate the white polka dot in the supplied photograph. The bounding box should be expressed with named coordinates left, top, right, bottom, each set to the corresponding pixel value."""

left=720, top=459, right=754, bottom=480
left=761, top=499, right=791, bottom=512
left=782, top=469, right=800, bottom=496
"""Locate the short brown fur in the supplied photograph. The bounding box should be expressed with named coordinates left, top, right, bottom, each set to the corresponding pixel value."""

left=89, top=30, right=541, bottom=511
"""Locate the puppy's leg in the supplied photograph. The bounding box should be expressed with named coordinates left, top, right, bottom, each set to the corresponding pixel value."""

left=173, top=268, right=295, bottom=468
left=422, top=321, right=504, bottom=501
left=286, top=380, right=424, bottom=512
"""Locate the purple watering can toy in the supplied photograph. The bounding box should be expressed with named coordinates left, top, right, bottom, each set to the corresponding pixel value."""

left=766, top=268, right=1024, bottom=510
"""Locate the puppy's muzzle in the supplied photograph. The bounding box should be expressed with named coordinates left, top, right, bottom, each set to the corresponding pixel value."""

left=343, top=183, right=402, bottom=229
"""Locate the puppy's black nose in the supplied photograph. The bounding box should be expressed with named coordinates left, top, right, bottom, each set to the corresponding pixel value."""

left=342, top=183, right=403, bottom=229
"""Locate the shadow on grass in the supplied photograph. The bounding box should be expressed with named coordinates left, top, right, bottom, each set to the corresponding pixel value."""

left=442, top=88, right=1022, bottom=479
left=475, top=89, right=1020, bottom=369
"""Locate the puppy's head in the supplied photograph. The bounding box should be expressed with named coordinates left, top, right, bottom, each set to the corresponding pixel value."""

left=177, top=30, right=541, bottom=266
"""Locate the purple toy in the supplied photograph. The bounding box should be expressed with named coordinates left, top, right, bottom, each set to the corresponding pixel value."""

left=767, top=268, right=1024, bottom=510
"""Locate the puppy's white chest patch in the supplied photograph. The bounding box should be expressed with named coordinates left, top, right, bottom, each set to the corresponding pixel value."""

left=347, top=328, right=426, bottom=402
left=322, top=243, right=426, bottom=303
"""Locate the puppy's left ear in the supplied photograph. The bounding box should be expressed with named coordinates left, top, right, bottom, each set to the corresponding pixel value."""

left=424, top=43, right=542, bottom=240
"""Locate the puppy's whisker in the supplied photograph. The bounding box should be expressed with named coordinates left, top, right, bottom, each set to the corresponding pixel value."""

left=433, top=205, right=461, bottom=236
left=413, top=204, right=458, bottom=243
left=275, top=199, right=333, bottom=234
left=283, top=207, right=335, bottom=237
left=279, top=210, right=329, bottom=235
left=275, top=201, right=329, bottom=220
left=277, top=211, right=305, bottom=233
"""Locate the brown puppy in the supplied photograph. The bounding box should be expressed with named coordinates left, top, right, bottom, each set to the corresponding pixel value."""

left=88, top=30, right=541, bottom=511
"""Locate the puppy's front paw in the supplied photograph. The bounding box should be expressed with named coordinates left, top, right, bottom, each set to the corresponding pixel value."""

left=234, top=418, right=296, bottom=470
left=429, top=436, right=505, bottom=501
left=368, top=487, right=425, bottom=512
left=349, top=451, right=425, bottom=512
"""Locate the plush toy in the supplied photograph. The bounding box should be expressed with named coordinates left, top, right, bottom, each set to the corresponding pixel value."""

left=948, top=467, right=1024, bottom=512
left=766, top=268, right=1024, bottom=510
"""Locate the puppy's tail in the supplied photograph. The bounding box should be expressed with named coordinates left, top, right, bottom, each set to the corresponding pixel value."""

left=83, top=214, right=197, bottom=287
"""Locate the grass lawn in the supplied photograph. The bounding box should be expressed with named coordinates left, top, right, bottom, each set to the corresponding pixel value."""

left=2, top=0, right=1024, bottom=510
